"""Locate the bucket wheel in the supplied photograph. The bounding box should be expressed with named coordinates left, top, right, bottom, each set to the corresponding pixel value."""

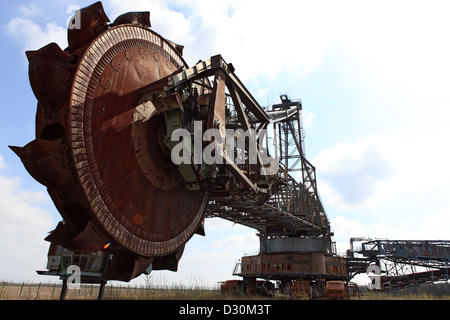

left=11, top=2, right=208, bottom=281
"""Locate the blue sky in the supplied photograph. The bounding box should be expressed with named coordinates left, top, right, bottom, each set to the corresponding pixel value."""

left=1, top=0, right=450, bottom=288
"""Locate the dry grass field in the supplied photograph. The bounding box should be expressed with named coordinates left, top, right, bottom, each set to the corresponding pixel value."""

left=0, top=281, right=259, bottom=300
left=1, top=281, right=450, bottom=300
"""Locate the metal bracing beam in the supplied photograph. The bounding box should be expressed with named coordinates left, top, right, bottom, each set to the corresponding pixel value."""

left=168, top=55, right=270, bottom=124
left=164, top=54, right=274, bottom=193
left=348, top=239, right=450, bottom=290
left=161, top=56, right=330, bottom=236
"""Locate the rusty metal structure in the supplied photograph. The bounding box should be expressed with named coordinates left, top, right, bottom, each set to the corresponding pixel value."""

left=217, top=94, right=348, bottom=297
left=348, top=239, right=450, bottom=291
left=14, top=2, right=450, bottom=300
left=10, top=2, right=347, bottom=298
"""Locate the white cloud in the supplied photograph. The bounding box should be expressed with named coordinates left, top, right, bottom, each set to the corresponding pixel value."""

left=255, top=88, right=270, bottom=101
left=0, top=153, right=6, bottom=171
left=331, top=216, right=372, bottom=241
left=179, top=0, right=345, bottom=82
left=205, top=216, right=258, bottom=233
left=334, top=1, right=450, bottom=118
left=302, top=109, right=315, bottom=128
left=212, top=233, right=259, bottom=253
left=332, top=205, right=450, bottom=257
left=0, top=156, right=55, bottom=281
left=314, top=112, right=450, bottom=211
left=103, top=0, right=349, bottom=83
left=397, top=208, right=450, bottom=241
left=18, top=3, right=44, bottom=18
left=8, top=0, right=450, bottom=93
left=154, top=227, right=259, bottom=286
left=107, top=0, right=194, bottom=45
left=5, top=17, right=67, bottom=52
left=314, top=134, right=394, bottom=209
left=331, top=215, right=399, bottom=252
